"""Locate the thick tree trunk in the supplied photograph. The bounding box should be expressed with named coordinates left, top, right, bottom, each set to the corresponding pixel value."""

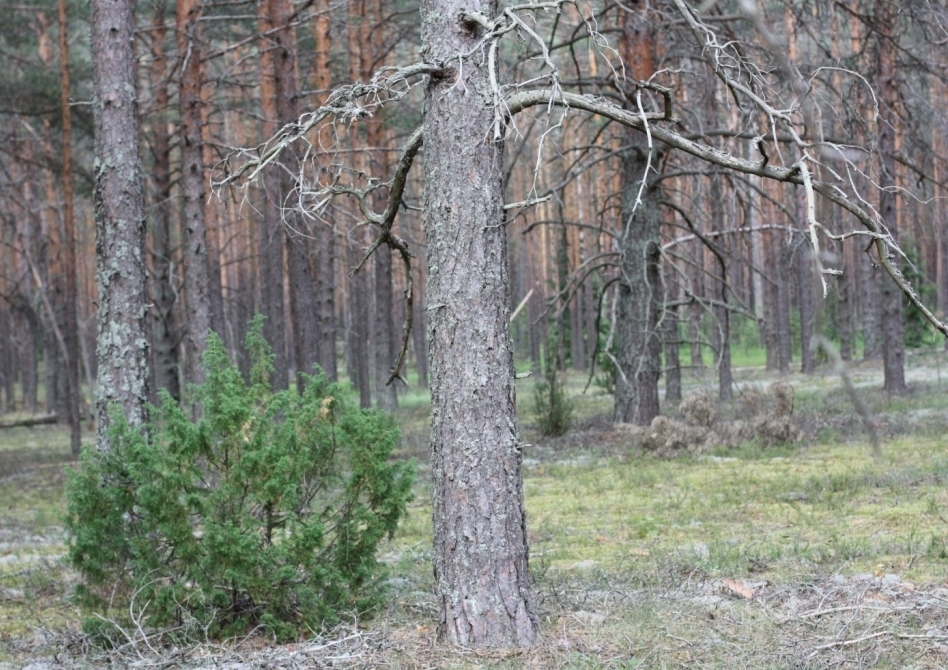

left=91, top=0, right=150, bottom=445
left=614, top=138, right=662, bottom=424
left=148, top=3, right=180, bottom=400
left=178, top=0, right=211, bottom=387
left=422, top=0, right=539, bottom=647
left=614, top=4, right=661, bottom=425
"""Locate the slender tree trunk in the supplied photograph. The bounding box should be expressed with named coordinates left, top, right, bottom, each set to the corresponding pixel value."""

left=56, top=0, right=81, bottom=454
left=423, top=0, right=539, bottom=647
left=311, top=0, right=337, bottom=381
left=798, top=238, right=815, bottom=373
left=148, top=2, right=180, bottom=400
left=709, top=174, right=732, bottom=400
left=664, top=281, right=682, bottom=405
left=346, top=233, right=372, bottom=408
left=257, top=0, right=289, bottom=389
left=776, top=239, right=791, bottom=375
left=861, top=248, right=881, bottom=359
left=178, top=0, right=211, bottom=387
left=91, top=0, right=150, bottom=445
left=269, top=0, right=320, bottom=391
left=875, top=1, right=906, bottom=394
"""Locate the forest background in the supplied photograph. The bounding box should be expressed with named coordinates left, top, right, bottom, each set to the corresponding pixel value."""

left=3, top=0, right=948, bottom=666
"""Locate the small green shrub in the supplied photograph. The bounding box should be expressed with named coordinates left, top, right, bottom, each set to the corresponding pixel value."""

left=532, top=336, right=573, bottom=437
left=66, top=316, right=414, bottom=641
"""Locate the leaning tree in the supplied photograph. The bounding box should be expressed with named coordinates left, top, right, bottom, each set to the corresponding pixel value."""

left=221, top=0, right=948, bottom=647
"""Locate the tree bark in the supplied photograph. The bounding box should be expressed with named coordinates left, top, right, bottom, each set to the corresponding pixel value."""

left=56, top=0, right=81, bottom=455
left=311, top=0, right=337, bottom=381
left=423, top=0, right=539, bottom=647
left=268, top=0, right=321, bottom=391
left=148, top=1, right=180, bottom=400
left=874, top=1, right=906, bottom=394
left=91, top=0, right=150, bottom=446
left=257, top=0, right=289, bottom=390
left=614, top=3, right=662, bottom=425
left=776, top=239, right=791, bottom=376
left=709, top=173, right=732, bottom=400
left=178, top=0, right=211, bottom=387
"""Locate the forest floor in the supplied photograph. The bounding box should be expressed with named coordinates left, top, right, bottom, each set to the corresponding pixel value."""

left=4, top=349, right=948, bottom=668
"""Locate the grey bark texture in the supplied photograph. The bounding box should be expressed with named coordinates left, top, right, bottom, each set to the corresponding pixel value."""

left=91, top=0, right=150, bottom=446
left=614, top=134, right=662, bottom=425
left=178, top=0, right=211, bottom=387
left=422, top=0, right=539, bottom=647
left=148, top=4, right=180, bottom=400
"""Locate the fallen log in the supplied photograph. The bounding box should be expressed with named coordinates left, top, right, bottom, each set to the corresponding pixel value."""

left=0, top=414, right=58, bottom=429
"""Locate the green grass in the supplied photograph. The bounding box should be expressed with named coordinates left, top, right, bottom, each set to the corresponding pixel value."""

left=5, top=357, right=948, bottom=666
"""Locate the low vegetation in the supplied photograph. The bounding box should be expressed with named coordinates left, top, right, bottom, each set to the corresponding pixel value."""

left=3, top=352, right=948, bottom=667
left=66, top=321, right=414, bottom=642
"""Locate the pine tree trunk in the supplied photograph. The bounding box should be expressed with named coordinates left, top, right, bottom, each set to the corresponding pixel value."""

left=346, top=233, right=372, bottom=408
left=91, top=0, right=150, bottom=445
left=178, top=0, right=211, bottom=387
left=614, top=5, right=661, bottom=425
left=311, top=1, right=337, bottom=381
left=257, top=0, right=289, bottom=390
left=709, top=174, right=732, bottom=400
left=776, top=240, right=791, bottom=375
left=148, top=2, right=180, bottom=400
left=423, top=0, right=539, bottom=647
left=56, top=0, right=81, bottom=454
left=269, top=0, right=320, bottom=391
left=875, top=2, right=906, bottom=393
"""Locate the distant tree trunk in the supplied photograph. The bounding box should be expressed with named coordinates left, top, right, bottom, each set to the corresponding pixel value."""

left=614, top=4, right=661, bottom=425
left=423, top=0, right=539, bottom=647
left=91, top=0, right=150, bottom=445
left=689, top=243, right=704, bottom=371
left=664, top=303, right=682, bottom=407
left=269, top=0, right=320, bottom=391
left=177, top=0, right=211, bottom=387
left=311, top=0, right=337, bottom=381
left=776, top=239, right=791, bottom=375
left=837, top=242, right=855, bottom=362
left=346, top=233, right=371, bottom=408
left=257, top=0, right=289, bottom=390
left=148, top=2, right=180, bottom=400
left=56, top=0, right=81, bottom=454
left=0, top=308, right=10, bottom=413
left=374, top=243, right=398, bottom=408
left=875, top=2, right=906, bottom=394
left=861, top=249, right=881, bottom=359
left=709, top=174, right=732, bottom=400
